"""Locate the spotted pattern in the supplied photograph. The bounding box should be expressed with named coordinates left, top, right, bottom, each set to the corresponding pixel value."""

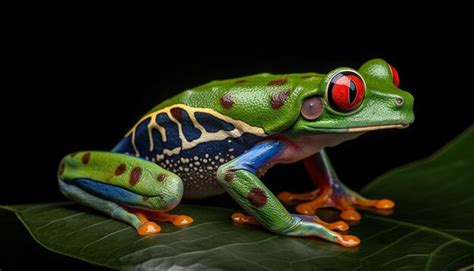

left=129, top=167, right=142, bottom=186
left=82, top=152, right=91, bottom=164
left=157, top=173, right=167, bottom=182
left=247, top=187, right=267, bottom=208
left=268, top=78, right=288, bottom=86
left=115, top=164, right=127, bottom=176
left=271, top=90, right=290, bottom=109
left=225, top=171, right=234, bottom=182
left=220, top=94, right=234, bottom=109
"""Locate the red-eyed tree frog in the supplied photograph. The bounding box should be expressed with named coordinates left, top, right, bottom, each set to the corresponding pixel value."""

left=58, top=59, right=414, bottom=247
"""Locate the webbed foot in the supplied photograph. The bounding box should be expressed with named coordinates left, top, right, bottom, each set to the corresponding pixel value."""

left=278, top=187, right=394, bottom=221
left=135, top=212, right=161, bottom=235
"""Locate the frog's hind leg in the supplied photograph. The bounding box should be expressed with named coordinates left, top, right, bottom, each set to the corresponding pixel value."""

left=277, top=149, right=395, bottom=221
left=58, top=151, right=192, bottom=235
left=58, top=179, right=161, bottom=235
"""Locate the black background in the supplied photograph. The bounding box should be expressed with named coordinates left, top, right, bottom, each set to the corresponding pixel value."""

left=1, top=14, right=472, bottom=270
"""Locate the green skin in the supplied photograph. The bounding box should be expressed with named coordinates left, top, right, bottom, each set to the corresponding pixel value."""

left=58, top=59, right=414, bottom=247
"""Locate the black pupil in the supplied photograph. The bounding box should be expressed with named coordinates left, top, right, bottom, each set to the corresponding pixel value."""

left=349, top=79, right=357, bottom=104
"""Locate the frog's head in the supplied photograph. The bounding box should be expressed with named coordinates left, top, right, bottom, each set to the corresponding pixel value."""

left=288, top=59, right=414, bottom=135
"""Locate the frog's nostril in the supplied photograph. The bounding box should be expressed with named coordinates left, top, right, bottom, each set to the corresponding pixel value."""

left=395, top=97, right=404, bottom=106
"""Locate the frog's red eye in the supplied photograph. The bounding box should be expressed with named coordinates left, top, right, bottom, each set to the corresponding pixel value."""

left=301, top=96, right=323, bottom=120
left=327, top=71, right=365, bottom=113
left=389, top=64, right=400, bottom=87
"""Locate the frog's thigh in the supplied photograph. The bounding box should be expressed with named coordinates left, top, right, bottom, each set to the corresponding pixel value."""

left=58, top=151, right=185, bottom=234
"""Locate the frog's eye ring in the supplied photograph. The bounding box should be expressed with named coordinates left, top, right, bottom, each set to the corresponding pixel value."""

left=389, top=64, right=400, bottom=87
left=327, top=71, right=365, bottom=113
left=301, top=96, right=323, bottom=120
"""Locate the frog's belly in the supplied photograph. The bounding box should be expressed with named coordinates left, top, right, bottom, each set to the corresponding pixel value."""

left=156, top=136, right=260, bottom=199
left=114, top=132, right=263, bottom=199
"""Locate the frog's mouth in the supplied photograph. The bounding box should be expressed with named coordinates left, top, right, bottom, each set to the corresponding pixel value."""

left=346, top=124, right=410, bottom=132
left=306, top=123, right=410, bottom=134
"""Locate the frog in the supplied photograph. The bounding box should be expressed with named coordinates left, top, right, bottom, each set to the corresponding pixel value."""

left=58, top=58, right=414, bottom=247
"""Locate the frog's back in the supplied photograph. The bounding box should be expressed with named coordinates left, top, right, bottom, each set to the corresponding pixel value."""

left=113, top=72, right=321, bottom=198
left=152, top=72, right=323, bottom=133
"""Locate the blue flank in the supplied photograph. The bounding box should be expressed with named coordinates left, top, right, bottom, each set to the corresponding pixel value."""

left=71, top=178, right=145, bottom=206
left=112, top=108, right=265, bottom=164
left=233, top=140, right=284, bottom=174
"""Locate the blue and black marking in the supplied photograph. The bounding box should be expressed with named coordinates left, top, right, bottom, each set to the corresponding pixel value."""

left=156, top=113, right=181, bottom=150
left=171, top=108, right=201, bottom=141
left=112, top=106, right=266, bottom=197
left=195, top=112, right=235, bottom=133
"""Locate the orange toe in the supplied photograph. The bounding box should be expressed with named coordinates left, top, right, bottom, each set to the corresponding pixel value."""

left=138, top=221, right=161, bottom=235
left=341, top=209, right=361, bottom=221
left=337, top=234, right=360, bottom=247
left=232, top=212, right=248, bottom=224
left=296, top=203, right=316, bottom=215
left=375, top=199, right=395, bottom=209
left=330, top=221, right=350, bottom=231
left=277, top=191, right=293, bottom=202
left=231, top=212, right=259, bottom=225
left=172, top=215, right=193, bottom=226
left=314, top=217, right=350, bottom=231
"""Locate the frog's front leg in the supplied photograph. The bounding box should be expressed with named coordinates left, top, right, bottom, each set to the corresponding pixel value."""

left=58, top=151, right=192, bottom=235
left=277, top=149, right=395, bottom=221
left=217, top=141, right=360, bottom=247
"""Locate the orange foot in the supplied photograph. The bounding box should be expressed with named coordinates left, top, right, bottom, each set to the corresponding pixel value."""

left=135, top=212, right=161, bottom=236
left=132, top=210, right=193, bottom=236
left=147, top=211, right=194, bottom=226
left=277, top=187, right=395, bottom=221
left=231, top=212, right=349, bottom=231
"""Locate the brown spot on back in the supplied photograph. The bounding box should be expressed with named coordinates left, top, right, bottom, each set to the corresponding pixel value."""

left=301, top=75, right=314, bottom=79
left=70, top=152, right=79, bottom=158
left=220, top=94, right=234, bottom=109
left=271, top=90, right=290, bottom=109
left=157, top=174, right=167, bottom=182
left=225, top=171, right=234, bottom=182
left=129, top=167, right=142, bottom=186
left=82, top=152, right=91, bottom=164
left=115, top=164, right=127, bottom=176
left=170, top=107, right=183, bottom=122
left=248, top=188, right=267, bottom=208
left=268, top=78, right=288, bottom=86
left=58, top=162, right=65, bottom=176
left=143, top=196, right=150, bottom=201
left=235, top=79, right=247, bottom=84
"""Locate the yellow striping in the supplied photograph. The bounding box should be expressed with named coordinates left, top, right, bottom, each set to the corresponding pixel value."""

left=125, top=104, right=267, bottom=157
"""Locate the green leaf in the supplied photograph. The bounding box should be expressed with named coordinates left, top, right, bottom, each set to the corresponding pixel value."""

left=1, top=126, right=473, bottom=270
